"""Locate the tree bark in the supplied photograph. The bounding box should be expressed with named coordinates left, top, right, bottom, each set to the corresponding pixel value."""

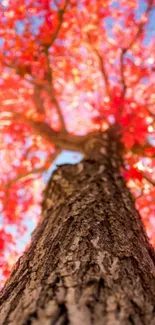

left=0, top=131, right=155, bottom=325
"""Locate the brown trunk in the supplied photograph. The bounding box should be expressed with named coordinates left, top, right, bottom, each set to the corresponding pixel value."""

left=0, top=131, right=155, bottom=325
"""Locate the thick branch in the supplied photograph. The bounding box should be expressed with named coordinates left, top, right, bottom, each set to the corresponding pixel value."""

left=33, top=85, right=45, bottom=115
left=0, top=111, right=93, bottom=153
left=0, top=111, right=122, bottom=157
left=47, top=85, right=67, bottom=132
left=25, top=118, right=91, bottom=153
left=45, top=48, right=67, bottom=132
left=25, top=118, right=122, bottom=160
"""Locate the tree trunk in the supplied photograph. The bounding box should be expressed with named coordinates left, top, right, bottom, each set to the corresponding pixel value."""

left=0, top=131, right=155, bottom=325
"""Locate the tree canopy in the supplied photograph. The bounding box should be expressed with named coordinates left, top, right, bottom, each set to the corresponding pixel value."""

left=0, top=0, right=154, bottom=284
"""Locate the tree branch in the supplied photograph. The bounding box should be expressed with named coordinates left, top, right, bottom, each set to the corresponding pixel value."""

left=1, top=111, right=120, bottom=159
left=120, top=49, right=127, bottom=99
left=1, top=1, right=70, bottom=125
left=47, top=85, right=67, bottom=132
left=25, top=117, right=91, bottom=152
left=0, top=111, right=85, bottom=152
left=44, top=48, right=67, bottom=132
left=1, top=111, right=93, bottom=153
left=46, top=0, right=70, bottom=49
left=4, top=151, right=60, bottom=187
left=87, top=34, right=111, bottom=99
left=126, top=0, right=153, bottom=52
left=33, top=85, right=45, bottom=115
left=143, top=174, right=155, bottom=187
left=120, top=0, right=154, bottom=100
left=1, top=150, right=61, bottom=209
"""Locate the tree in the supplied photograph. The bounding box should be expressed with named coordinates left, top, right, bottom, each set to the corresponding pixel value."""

left=0, top=0, right=155, bottom=323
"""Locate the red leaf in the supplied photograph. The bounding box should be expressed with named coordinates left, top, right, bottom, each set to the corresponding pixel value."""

left=0, top=237, right=5, bottom=250
left=123, top=167, right=143, bottom=182
left=145, top=147, right=155, bottom=157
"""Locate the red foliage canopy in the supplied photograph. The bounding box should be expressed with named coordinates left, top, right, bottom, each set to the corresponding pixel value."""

left=0, top=0, right=154, bottom=284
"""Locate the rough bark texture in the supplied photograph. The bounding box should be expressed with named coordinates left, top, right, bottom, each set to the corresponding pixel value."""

left=0, top=131, right=155, bottom=325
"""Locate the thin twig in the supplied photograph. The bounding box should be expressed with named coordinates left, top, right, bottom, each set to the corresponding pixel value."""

left=120, top=0, right=153, bottom=99
left=87, top=34, right=111, bottom=99
left=95, top=50, right=111, bottom=99
left=132, top=188, right=144, bottom=202
left=1, top=149, right=61, bottom=208
left=5, top=151, right=61, bottom=188
left=46, top=0, right=70, bottom=49
left=143, top=174, right=155, bottom=187
left=120, top=49, right=127, bottom=99
left=126, top=0, right=153, bottom=52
